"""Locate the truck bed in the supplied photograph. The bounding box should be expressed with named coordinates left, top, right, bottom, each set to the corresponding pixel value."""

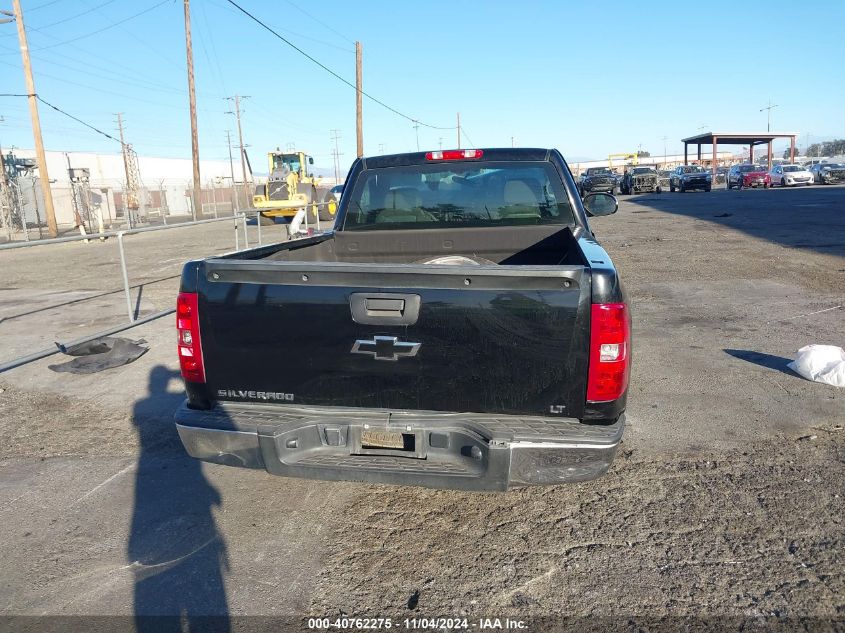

left=261, top=224, right=586, bottom=267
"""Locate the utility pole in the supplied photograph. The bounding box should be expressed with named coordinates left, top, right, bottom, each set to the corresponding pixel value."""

left=355, top=41, right=363, bottom=158
left=413, top=121, right=420, bottom=151
left=661, top=135, right=668, bottom=167
left=378, top=143, right=385, bottom=154
left=11, top=0, right=57, bottom=237
left=456, top=112, right=461, bottom=149
left=438, top=138, right=443, bottom=150
left=226, top=95, right=250, bottom=193
left=759, top=99, right=778, bottom=133
left=330, top=129, right=342, bottom=183
left=183, top=0, right=202, bottom=219
left=226, top=130, right=239, bottom=212
left=65, top=152, right=85, bottom=232
left=0, top=140, right=13, bottom=241
left=115, top=113, right=140, bottom=226
left=511, top=136, right=514, bottom=148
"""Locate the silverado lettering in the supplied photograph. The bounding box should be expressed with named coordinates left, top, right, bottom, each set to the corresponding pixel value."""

left=217, top=389, right=294, bottom=401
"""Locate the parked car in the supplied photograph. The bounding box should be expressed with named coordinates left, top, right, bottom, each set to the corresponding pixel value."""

left=727, top=164, right=771, bottom=189
left=770, top=164, right=813, bottom=187
left=669, top=165, right=712, bottom=192
left=809, top=162, right=845, bottom=185
left=620, top=166, right=661, bottom=194
left=328, top=184, right=344, bottom=201
left=174, top=147, right=630, bottom=491
left=578, top=167, right=617, bottom=196
left=802, top=158, right=830, bottom=168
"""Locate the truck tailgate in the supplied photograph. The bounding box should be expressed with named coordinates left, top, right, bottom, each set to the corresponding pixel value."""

left=197, top=259, right=590, bottom=419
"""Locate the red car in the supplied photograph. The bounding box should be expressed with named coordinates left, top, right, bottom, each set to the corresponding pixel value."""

left=727, top=164, right=771, bottom=189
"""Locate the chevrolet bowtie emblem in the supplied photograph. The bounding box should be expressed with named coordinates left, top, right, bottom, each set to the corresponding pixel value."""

left=351, top=336, right=421, bottom=361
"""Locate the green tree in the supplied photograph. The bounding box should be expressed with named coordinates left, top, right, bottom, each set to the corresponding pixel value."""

left=806, top=139, right=845, bottom=157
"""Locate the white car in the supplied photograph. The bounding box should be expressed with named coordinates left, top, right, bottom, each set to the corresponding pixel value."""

left=769, top=164, right=813, bottom=187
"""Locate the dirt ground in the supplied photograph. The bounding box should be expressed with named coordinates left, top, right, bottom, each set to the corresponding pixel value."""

left=310, top=431, right=844, bottom=624
left=0, top=185, right=843, bottom=631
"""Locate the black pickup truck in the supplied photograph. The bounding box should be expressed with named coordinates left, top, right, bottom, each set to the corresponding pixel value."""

left=175, top=148, right=630, bottom=491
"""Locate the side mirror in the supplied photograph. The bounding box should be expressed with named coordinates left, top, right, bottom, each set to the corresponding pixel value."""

left=583, top=192, right=618, bottom=217
left=308, top=157, right=314, bottom=165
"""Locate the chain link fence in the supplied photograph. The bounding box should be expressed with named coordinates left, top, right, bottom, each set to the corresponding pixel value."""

left=1, top=175, right=256, bottom=243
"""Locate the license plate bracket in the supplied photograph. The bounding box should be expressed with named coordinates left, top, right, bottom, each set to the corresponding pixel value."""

left=353, top=427, right=425, bottom=458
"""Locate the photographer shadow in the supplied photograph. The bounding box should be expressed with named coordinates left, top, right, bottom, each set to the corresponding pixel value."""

left=128, top=365, right=230, bottom=632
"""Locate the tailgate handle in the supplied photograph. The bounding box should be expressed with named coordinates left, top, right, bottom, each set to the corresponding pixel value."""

left=350, top=293, right=421, bottom=325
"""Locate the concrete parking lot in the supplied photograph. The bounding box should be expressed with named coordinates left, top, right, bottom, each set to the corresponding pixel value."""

left=0, top=186, right=843, bottom=629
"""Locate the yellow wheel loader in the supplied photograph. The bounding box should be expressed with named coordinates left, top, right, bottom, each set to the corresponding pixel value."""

left=252, top=150, right=338, bottom=225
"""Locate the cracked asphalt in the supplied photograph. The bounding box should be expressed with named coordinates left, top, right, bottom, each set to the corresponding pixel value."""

left=0, top=185, right=843, bottom=631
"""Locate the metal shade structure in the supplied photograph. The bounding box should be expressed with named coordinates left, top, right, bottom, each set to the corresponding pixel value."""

left=681, top=132, right=799, bottom=175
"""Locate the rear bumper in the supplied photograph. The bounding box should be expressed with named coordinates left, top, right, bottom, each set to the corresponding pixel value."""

left=175, top=402, right=625, bottom=491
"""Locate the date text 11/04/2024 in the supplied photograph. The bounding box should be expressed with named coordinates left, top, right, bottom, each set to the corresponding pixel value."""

left=307, top=617, right=528, bottom=630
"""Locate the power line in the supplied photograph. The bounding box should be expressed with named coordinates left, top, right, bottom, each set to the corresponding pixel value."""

left=460, top=126, right=476, bottom=149
left=1, top=20, right=211, bottom=100
left=32, top=0, right=171, bottom=51
left=1, top=92, right=122, bottom=144
left=282, top=0, right=355, bottom=45
left=205, top=0, right=353, bottom=53
left=224, top=0, right=457, bottom=131
left=25, top=0, right=64, bottom=12
left=0, top=58, right=219, bottom=113
left=197, top=0, right=228, bottom=97
left=38, top=95, right=122, bottom=144
left=34, top=0, right=120, bottom=30
left=74, top=0, right=183, bottom=68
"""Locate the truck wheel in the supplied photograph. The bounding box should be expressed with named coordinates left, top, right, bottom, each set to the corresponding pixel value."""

left=679, top=182, right=686, bottom=193
left=669, top=182, right=675, bottom=192
left=726, top=179, right=732, bottom=190
left=781, top=178, right=786, bottom=187
left=318, top=193, right=337, bottom=222
left=656, top=186, right=662, bottom=194
left=704, top=186, right=711, bottom=192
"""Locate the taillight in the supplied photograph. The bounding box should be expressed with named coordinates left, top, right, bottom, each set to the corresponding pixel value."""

left=425, top=149, right=483, bottom=161
left=587, top=303, right=630, bottom=402
left=177, top=292, right=205, bottom=383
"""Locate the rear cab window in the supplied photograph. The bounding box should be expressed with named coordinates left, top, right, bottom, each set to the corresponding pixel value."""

left=342, top=161, right=576, bottom=231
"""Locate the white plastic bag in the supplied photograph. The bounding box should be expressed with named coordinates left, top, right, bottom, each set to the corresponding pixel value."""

left=787, top=345, right=845, bottom=388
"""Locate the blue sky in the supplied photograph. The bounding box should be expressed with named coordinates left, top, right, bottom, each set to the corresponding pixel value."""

left=1, top=0, right=843, bottom=169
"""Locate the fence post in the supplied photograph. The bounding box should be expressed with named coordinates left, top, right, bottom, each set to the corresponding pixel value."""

left=234, top=215, right=239, bottom=251
left=256, top=210, right=262, bottom=245
left=242, top=213, right=249, bottom=249
left=117, top=232, right=134, bottom=322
